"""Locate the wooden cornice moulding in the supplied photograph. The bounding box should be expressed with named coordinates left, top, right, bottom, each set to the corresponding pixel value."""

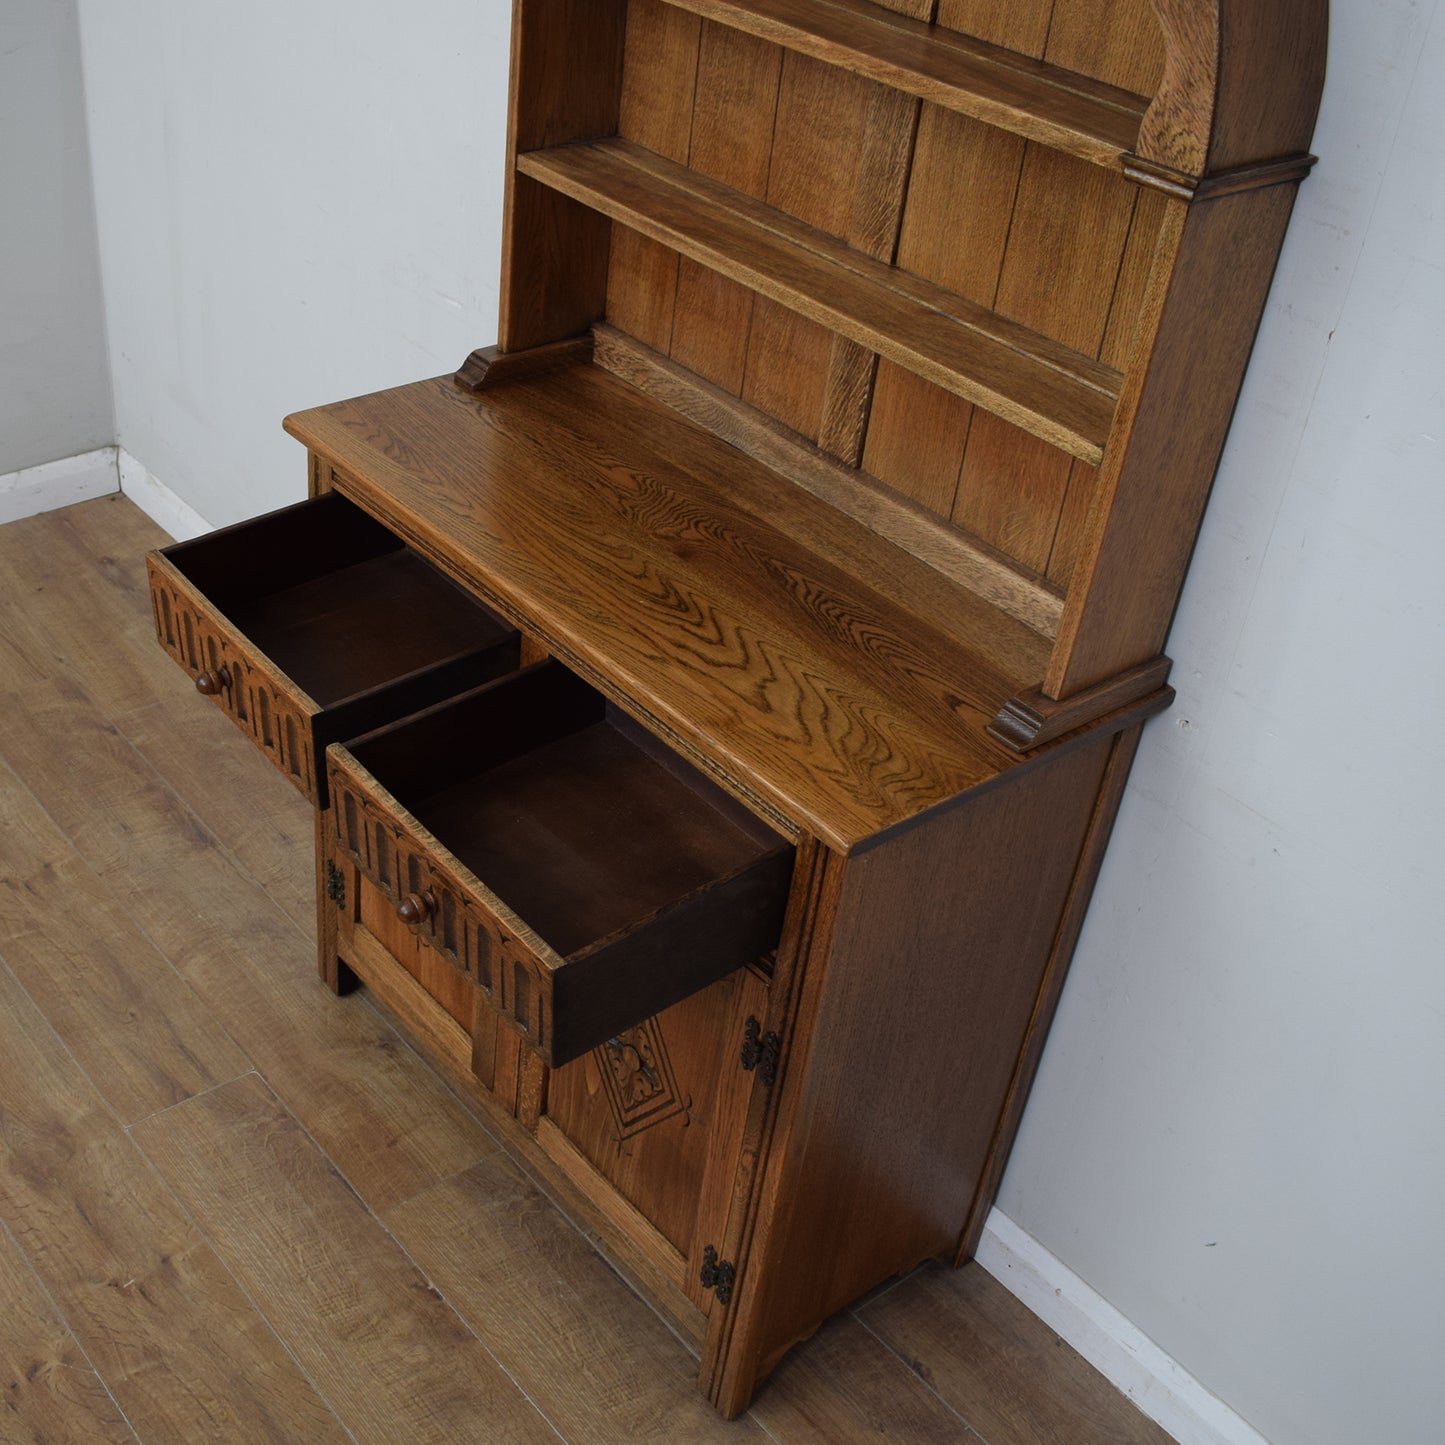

left=454, top=336, right=595, bottom=392
left=989, top=656, right=1174, bottom=753
left=1124, top=151, right=1320, bottom=202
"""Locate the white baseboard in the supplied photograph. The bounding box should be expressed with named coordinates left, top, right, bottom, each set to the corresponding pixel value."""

left=978, top=1211, right=1269, bottom=1445
left=117, top=449, right=212, bottom=541
left=0, top=446, right=119, bottom=525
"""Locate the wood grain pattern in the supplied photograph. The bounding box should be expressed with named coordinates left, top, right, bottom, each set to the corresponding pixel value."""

left=287, top=371, right=1050, bottom=850
left=0, top=1217, right=136, bottom=1444
left=147, top=550, right=321, bottom=799
left=606, top=0, right=700, bottom=348
left=657, top=0, right=1148, bottom=166
left=714, top=733, right=1114, bottom=1411
left=0, top=964, right=349, bottom=1442
left=859, top=1262, right=1176, bottom=1445
left=0, top=753, right=249, bottom=1125
left=750, top=1313, right=980, bottom=1442
left=0, top=671, right=496, bottom=1215
left=1045, top=0, right=1164, bottom=96
left=544, top=968, right=764, bottom=1260
left=1046, top=182, right=1305, bottom=697
left=742, top=53, right=888, bottom=445
left=860, top=101, right=1016, bottom=521
left=387, top=1150, right=764, bottom=1443
left=499, top=0, right=627, bottom=350
left=1139, top=0, right=1327, bottom=176
left=594, top=325, right=1064, bottom=637
left=667, top=19, right=781, bottom=392
left=0, top=501, right=178, bottom=717
left=117, top=695, right=317, bottom=936
left=358, top=869, right=476, bottom=1027
left=957, top=723, right=1144, bottom=1258
left=131, top=1074, right=561, bottom=1444
left=949, top=145, right=1142, bottom=572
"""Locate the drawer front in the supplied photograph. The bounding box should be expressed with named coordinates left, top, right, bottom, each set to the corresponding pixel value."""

left=147, top=552, right=320, bottom=799
left=329, top=753, right=555, bottom=1054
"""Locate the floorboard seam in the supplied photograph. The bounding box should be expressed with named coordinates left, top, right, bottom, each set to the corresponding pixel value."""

left=239, top=1069, right=571, bottom=1444
left=0, top=1212, right=144, bottom=1445
left=852, top=1306, right=991, bottom=1443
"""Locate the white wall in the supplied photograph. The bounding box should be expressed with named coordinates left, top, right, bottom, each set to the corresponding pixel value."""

left=76, top=0, right=512, bottom=527
left=0, top=0, right=111, bottom=475
left=72, top=3, right=1444, bottom=1443
left=997, top=5, right=1445, bottom=1444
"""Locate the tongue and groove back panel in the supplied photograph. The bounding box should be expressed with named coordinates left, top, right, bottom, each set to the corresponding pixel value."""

left=600, top=0, right=1167, bottom=588
left=498, top=0, right=1326, bottom=705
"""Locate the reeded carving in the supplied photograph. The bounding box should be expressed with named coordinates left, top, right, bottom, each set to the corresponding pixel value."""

left=146, top=554, right=316, bottom=799
left=328, top=756, right=551, bottom=1054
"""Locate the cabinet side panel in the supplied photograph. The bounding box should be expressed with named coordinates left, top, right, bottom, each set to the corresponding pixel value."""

left=738, top=737, right=1113, bottom=1387
left=1047, top=182, right=1302, bottom=698
left=499, top=0, right=628, bottom=352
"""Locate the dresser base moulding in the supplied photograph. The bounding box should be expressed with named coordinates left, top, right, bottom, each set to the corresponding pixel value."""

left=454, top=336, right=595, bottom=392
left=989, top=656, right=1175, bottom=752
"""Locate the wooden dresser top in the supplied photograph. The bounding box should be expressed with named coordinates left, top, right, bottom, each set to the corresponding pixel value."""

left=285, top=362, right=1069, bottom=852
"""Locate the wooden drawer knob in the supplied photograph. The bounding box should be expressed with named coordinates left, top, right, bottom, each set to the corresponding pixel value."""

left=195, top=665, right=231, bottom=696
left=396, top=890, right=436, bottom=926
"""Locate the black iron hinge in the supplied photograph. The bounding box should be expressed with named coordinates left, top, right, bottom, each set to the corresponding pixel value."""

left=740, top=1016, right=780, bottom=1088
left=700, top=1245, right=736, bottom=1305
left=325, top=862, right=346, bottom=909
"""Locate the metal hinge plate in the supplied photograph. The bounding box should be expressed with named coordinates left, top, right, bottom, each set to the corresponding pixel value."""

left=700, top=1244, right=736, bottom=1305
left=326, top=861, right=346, bottom=908
left=740, top=1016, right=780, bottom=1088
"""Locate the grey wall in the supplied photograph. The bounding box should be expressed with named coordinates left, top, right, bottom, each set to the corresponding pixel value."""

left=0, top=0, right=111, bottom=475
left=77, top=0, right=512, bottom=526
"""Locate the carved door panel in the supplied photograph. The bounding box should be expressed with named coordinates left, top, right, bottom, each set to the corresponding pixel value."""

left=542, top=963, right=770, bottom=1310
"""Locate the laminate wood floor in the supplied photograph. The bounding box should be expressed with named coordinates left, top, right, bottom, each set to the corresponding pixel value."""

left=0, top=494, right=1175, bottom=1444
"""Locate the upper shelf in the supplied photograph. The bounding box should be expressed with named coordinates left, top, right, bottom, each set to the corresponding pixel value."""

left=655, top=0, right=1149, bottom=170
left=518, top=138, right=1122, bottom=464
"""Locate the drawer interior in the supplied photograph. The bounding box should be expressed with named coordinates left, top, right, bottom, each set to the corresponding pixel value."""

left=340, top=661, right=793, bottom=1060
left=162, top=491, right=514, bottom=707
left=349, top=662, right=788, bottom=960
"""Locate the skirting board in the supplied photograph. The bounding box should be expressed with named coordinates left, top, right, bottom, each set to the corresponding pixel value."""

left=118, top=449, right=211, bottom=541
left=0, top=446, right=119, bottom=526
left=978, top=1210, right=1269, bottom=1445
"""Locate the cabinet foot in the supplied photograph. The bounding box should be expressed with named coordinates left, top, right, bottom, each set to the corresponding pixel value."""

left=323, top=955, right=360, bottom=995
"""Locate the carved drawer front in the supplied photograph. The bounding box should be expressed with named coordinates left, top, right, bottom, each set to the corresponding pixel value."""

left=327, top=660, right=794, bottom=1068
left=146, top=491, right=519, bottom=805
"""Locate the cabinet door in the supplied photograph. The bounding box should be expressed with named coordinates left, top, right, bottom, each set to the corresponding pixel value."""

left=325, top=847, right=529, bottom=1123
left=537, top=963, right=770, bottom=1311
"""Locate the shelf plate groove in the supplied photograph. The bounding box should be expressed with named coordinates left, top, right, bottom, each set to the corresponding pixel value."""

left=518, top=138, right=1121, bottom=463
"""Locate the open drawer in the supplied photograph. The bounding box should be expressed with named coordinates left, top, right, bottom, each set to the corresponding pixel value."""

left=146, top=492, right=519, bottom=805
left=326, top=661, right=794, bottom=1067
